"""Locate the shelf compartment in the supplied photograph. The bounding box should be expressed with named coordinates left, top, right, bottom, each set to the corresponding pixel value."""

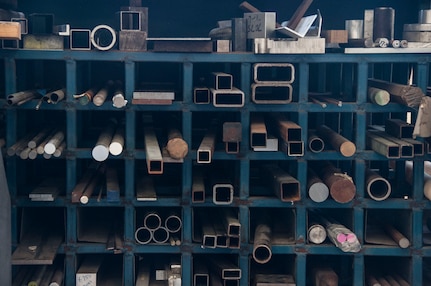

left=76, top=254, right=123, bottom=286
left=12, top=255, right=64, bottom=286
left=306, top=254, right=353, bottom=286
left=193, top=254, right=241, bottom=285
left=364, top=255, right=411, bottom=286
left=135, top=253, right=182, bottom=284
left=250, top=254, right=296, bottom=285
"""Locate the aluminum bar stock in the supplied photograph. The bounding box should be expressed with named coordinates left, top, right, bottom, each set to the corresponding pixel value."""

left=369, top=130, right=413, bottom=158
left=136, top=176, right=157, bottom=201
left=7, top=90, right=39, bottom=105
left=53, top=141, right=66, bottom=158
left=313, top=267, right=339, bottom=286
left=0, top=150, right=11, bottom=286
left=109, top=126, right=124, bottom=156
left=263, top=164, right=300, bottom=202
left=19, top=147, right=31, bottom=160
left=393, top=274, right=410, bottom=286
left=383, top=224, right=410, bottom=248
left=71, top=165, right=99, bottom=203
left=193, top=263, right=209, bottom=286
left=308, top=131, right=325, bottom=153
left=253, top=223, right=272, bottom=264
left=152, top=226, right=170, bottom=244
left=93, top=81, right=113, bottom=106
left=36, top=129, right=58, bottom=155
left=197, top=129, right=215, bottom=163
left=368, top=78, right=424, bottom=107
left=135, top=227, right=153, bottom=245
left=366, top=131, right=400, bottom=158
left=144, top=127, right=163, bottom=174
left=307, top=169, right=329, bottom=203
left=80, top=164, right=105, bottom=204
left=250, top=114, right=267, bottom=148
left=368, top=87, right=390, bottom=106
left=112, top=85, right=128, bottom=108
left=316, top=125, right=356, bottom=157
left=192, top=169, right=205, bottom=203
left=165, top=213, right=182, bottom=233
left=208, top=257, right=241, bottom=280
left=166, top=128, right=188, bottom=159
left=106, top=166, right=120, bottom=202
left=314, top=162, right=356, bottom=203
left=365, top=169, right=391, bottom=201
left=92, top=120, right=116, bottom=162
left=308, top=223, right=327, bottom=244
left=44, top=130, right=65, bottom=155
left=143, top=212, right=162, bottom=230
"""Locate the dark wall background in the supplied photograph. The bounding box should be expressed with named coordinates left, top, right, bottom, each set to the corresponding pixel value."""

left=15, top=0, right=421, bottom=39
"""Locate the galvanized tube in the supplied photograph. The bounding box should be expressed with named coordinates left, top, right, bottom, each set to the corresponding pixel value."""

left=165, top=214, right=182, bottom=233
left=152, top=226, right=170, bottom=244
left=166, top=128, right=188, bottom=160
left=135, top=226, right=153, bottom=245
left=317, top=125, right=356, bottom=157
left=365, top=169, right=391, bottom=201
left=253, top=223, right=272, bottom=264
left=143, top=212, right=162, bottom=230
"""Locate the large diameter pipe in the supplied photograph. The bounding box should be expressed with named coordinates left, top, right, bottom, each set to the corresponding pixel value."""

left=315, top=162, right=356, bottom=203
left=253, top=223, right=272, bottom=264
left=365, top=169, right=391, bottom=201
left=143, top=212, right=162, bottom=230
left=316, top=125, right=356, bottom=157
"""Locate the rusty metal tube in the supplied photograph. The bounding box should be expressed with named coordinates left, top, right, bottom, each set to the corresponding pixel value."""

left=135, top=227, right=153, bottom=245
left=365, top=169, right=391, bottom=201
left=253, top=223, right=272, bottom=264
left=166, top=128, right=188, bottom=160
left=250, top=114, right=267, bottom=148
left=317, top=125, right=356, bottom=157
left=308, top=132, right=325, bottom=153
left=144, top=127, right=163, bottom=174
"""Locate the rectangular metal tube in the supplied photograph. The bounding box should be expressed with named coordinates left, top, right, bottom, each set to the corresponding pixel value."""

left=144, top=127, right=163, bottom=174
left=263, top=164, right=301, bottom=202
left=211, top=88, right=244, bottom=107
left=208, top=257, right=241, bottom=280
left=222, top=209, right=241, bottom=237
left=69, top=29, right=91, bottom=50
left=275, top=116, right=302, bottom=142
left=369, top=130, right=413, bottom=158
left=251, top=83, right=293, bottom=104
left=250, top=114, right=267, bottom=148
left=194, top=87, right=210, bottom=104
left=401, top=137, right=424, bottom=156
left=211, top=72, right=233, bottom=90
left=225, top=142, right=240, bottom=153
left=193, top=263, right=209, bottom=286
left=280, top=141, right=304, bottom=156
left=385, top=118, right=414, bottom=138
left=213, top=183, right=234, bottom=205
left=366, top=131, right=400, bottom=158
left=253, top=63, right=295, bottom=84
left=197, top=130, right=215, bottom=163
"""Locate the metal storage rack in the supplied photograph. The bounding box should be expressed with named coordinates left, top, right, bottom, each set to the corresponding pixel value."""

left=1, top=50, right=430, bottom=285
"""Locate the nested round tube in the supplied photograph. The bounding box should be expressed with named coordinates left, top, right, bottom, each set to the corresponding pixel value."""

left=165, top=214, right=182, bottom=233
left=143, top=212, right=162, bottom=230
left=135, top=227, right=153, bottom=244
left=153, top=226, right=169, bottom=244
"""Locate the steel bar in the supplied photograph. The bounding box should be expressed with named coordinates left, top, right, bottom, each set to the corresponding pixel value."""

left=28, top=127, right=52, bottom=149
left=106, top=166, right=120, bottom=202
left=44, top=130, right=64, bottom=155
left=251, top=83, right=293, bottom=104
left=7, top=90, right=39, bottom=105
left=308, top=223, right=327, bottom=244
left=207, top=257, right=241, bottom=280
left=109, top=126, right=124, bottom=156
left=92, top=121, right=116, bottom=162
left=316, top=125, right=356, bottom=157
left=28, top=265, right=46, bottom=286
left=308, top=132, right=325, bottom=153
left=192, top=170, right=205, bottom=203
left=319, top=216, right=361, bottom=252
left=313, top=267, right=338, bottom=286
left=194, top=87, right=210, bottom=104
left=405, top=161, right=431, bottom=199
left=287, top=0, right=314, bottom=30
left=39, top=265, right=55, bottom=286
left=383, top=224, right=410, bottom=248
left=197, top=130, right=215, bottom=164
left=0, top=150, right=11, bottom=285
left=384, top=275, right=401, bottom=286
left=71, top=164, right=99, bottom=203
left=253, top=63, right=295, bottom=84
left=368, top=87, right=390, bottom=106
left=385, top=119, right=414, bottom=139
left=53, top=141, right=66, bottom=158
left=263, top=164, right=300, bottom=202
left=7, top=131, right=36, bottom=156
left=13, top=267, right=34, bottom=286
left=211, top=72, right=233, bottom=90
left=250, top=114, right=267, bottom=148
left=253, top=222, right=272, bottom=264
left=211, top=87, right=245, bottom=107
left=309, top=94, right=342, bottom=106
left=144, top=127, right=163, bottom=174
left=377, top=277, right=391, bottom=286
left=49, top=263, right=63, bottom=286
left=80, top=165, right=105, bottom=204
left=93, top=81, right=113, bottom=106
left=307, top=169, right=329, bottom=203
left=366, top=274, right=381, bottom=286
left=366, top=131, right=400, bottom=158
left=314, top=162, right=356, bottom=203
left=36, top=129, right=57, bottom=155
left=165, top=214, right=182, bottom=233
left=19, top=147, right=31, bottom=160
left=369, top=130, right=413, bottom=158
left=153, top=226, right=170, bottom=244
left=365, top=169, right=391, bottom=201
left=166, top=128, right=188, bottom=160
left=274, top=115, right=302, bottom=142
left=143, top=212, right=162, bottom=230
left=393, top=274, right=410, bottom=286
left=112, top=84, right=128, bottom=108
left=135, top=227, right=153, bottom=245
left=136, top=176, right=157, bottom=201
left=368, top=78, right=424, bottom=107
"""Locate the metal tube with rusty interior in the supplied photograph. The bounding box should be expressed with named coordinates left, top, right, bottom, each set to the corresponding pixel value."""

left=250, top=114, right=267, bottom=148
left=317, top=125, right=356, bottom=157
left=197, top=130, right=215, bottom=164
left=314, top=162, right=356, bottom=203
left=144, top=127, right=163, bottom=174
left=166, top=128, right=188, bottom=160
left=263, top=164, right=300, bottom=202
left=365, top=169, right=391, bottom=201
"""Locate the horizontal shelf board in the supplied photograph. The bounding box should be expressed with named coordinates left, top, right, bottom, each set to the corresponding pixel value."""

left=2, top=50, right=431, bottom=63
left=361, top=199, right=414, bottom=209
left=134, top=198, right=182, bottom=206
left=190, top=245, right=242, bottom=254
left=361, top=245, right=412, bottom=256
left=133, top=245, right=181, bottom=253
left=14, top=197, right=68, bottom=207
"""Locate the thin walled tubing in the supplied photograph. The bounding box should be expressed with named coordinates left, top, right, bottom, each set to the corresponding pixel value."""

left=7, top=90, right=38, bottom=105
left=252, top=223, right=272, bottom=264
left=135, top=226, right=153, bottom=245
left=152, top=226, right=170, bottom=244
left=308, top=132, right=325, bottom=153
left=316, top=125, right=356, bottom=157
left=365, top=169, right=391, bottom=201
left=46, top=88, right=66, bottom=103
left=91, top=24, right=117, bottom=51
left=165, top=214, right=182, bottom=233
left=143, top=212, right=162, bottom=230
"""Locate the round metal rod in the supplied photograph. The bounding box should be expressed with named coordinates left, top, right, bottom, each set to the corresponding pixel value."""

left=44, top=130, right=65, bottom=155
left=109, top=126, right=124, bottom=156
left=308, top=223, right=327, bottom=244
left=307, top=169, right=329, bottom=203
left=317, top=125, right=356, bottom=157
left=166, top=128, right=188, bottom=160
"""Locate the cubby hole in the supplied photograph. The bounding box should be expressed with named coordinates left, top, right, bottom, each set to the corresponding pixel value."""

left=191, top=160, right=239, bottom=204
left=192, top=207, right=240, bottom=249
left=306, top=208, right=354, bottom=247
left=250, top=207, right=295, bottom=247
left=249, top=160, right=300, bottom=201
left=193, top=254, right=241, bottom=284
left=364, top=209, right=412, bottom=248
left=309, top=63, right=358, bottom=103
left=306, top=255, right=354, bottom=286
left=135, top=254, right=182, bottom=284
left=12, top=255, right=65, bottom=286
left=193, top=63, right=241, bottom=89
left=77, top=207, right=124, bottom=247
left=135, top=62, right=183, bottom=102
left=364, top=256, right=411, bottom=285
left=424, top=257, right=431, bottom=284
left=250, top=254, right=296, bottom=285
left=135, top=207, right=182, bottom=245
left=422, top=210, right=431, bottom=246
left=76, top=254, right=123, bottom=284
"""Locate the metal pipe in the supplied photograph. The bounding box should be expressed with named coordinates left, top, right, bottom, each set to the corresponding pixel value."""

left=201, top=220, right=217, bottom=248
left=252, top=223, right=272, bottom=264
left=44, top=130, right=65, bottom=155
left=152, top=226, right=170, bottom=244
left=314, top=162, right=356, bottom=203
left=144, top=127, right=163, bottom=174
left=385, top=119, right=414, bottom=139
left=135, top=226, right=153, bottom=245
left=365, top=169, right=391, bottom=201
left=316, top=124, right=356, bottom=157
left=46, top=88, right=66, bottom=104
left=0, top=150, right=11, bottom=286
left=263, top=164, right=301, bottom=202
left=166, top=128, right=188, bottom=160
left=369, top=130, right=413, bottom=158
left=109, top=126, right=124, bottom=156
left=307, top=169, right=329, bottom=203
left=250, top=114, right=267, bottom=148
left=92, top=120, right=116, bottom=162
left=143, top=212, right=162, bottom=230
left=74, top=88, right=97, bottom=105
left=207, top=257, right=241, bottom=280
left=165, top=214, right=182, bottom=233
left=193, top=263, right=209, bottom=286
left=197, top=130, right=215, bottom=164
left=222, top=208, right=241, bottom=237
left=383, top=224, right=410, bottom=248
left=308, top=223, right=327, bottom=244
left=7, top=90, right=39, bottom=105
left=308, top=132, right=325, bottom=153
left=368, top=87, right=390, bottom=106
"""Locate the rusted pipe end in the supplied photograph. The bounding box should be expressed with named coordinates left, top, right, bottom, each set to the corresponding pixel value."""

left=340, top=141, right=356, bottom=157
left=167, top=138, right=188, bottom=159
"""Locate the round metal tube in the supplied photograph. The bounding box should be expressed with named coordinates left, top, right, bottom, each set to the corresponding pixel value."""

left=373, top=7, right=395, bottom=41
left=143, top=212, right=162, bottom=230
left=308, top=133, right=325, bottom=153
left=7, top=90, right=38, bottom=105
left=165, top=214, right=182, bottom=233
left=365, top=169, right=391, bottom=201
left=252, top=223, right=272, bottom=264
left=46, top=88, right=66, bottom=104
left=152, top=226, right=170, bottom=244
left=91, top=25, right=116, bottom=51
left=135, top=226, right=153, bottom=244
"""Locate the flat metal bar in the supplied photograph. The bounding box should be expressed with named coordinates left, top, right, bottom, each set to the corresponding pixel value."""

left=144, top=127, right=163, bottom=174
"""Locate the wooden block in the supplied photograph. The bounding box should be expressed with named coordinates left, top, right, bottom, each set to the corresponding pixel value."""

left=322, top=30, right=348, bottom=43
left=0, top=21, right=21, bottom=40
